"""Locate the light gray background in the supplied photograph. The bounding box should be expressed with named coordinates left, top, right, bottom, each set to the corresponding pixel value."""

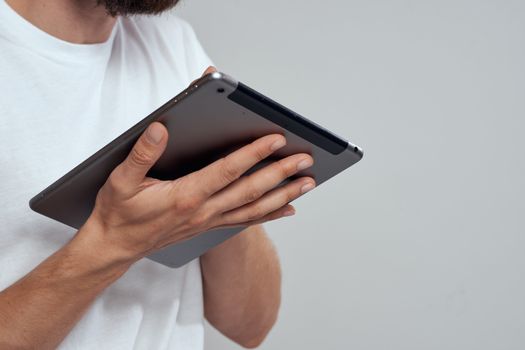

left=176, top=1, right=525, bottom=349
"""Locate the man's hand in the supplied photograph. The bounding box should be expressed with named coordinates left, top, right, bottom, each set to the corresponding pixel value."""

left=85, top=120, right=315, bottom=263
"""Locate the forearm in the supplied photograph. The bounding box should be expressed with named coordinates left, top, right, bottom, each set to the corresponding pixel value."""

left=200, top=224, right=281, bottom=348
left=0, top=223, right=132, bottom=350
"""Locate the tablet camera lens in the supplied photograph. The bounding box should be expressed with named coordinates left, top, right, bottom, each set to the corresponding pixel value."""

left=217, top=88, right=225, bottom=93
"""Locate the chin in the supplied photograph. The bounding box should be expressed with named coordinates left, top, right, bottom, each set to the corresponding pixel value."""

left=98, top=0, right=181, bottom=16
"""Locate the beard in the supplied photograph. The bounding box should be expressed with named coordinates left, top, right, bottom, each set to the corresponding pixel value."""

left=98, top=0, right=181, bottom=16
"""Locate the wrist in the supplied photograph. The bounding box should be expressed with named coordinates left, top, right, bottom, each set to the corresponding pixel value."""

left=70, top=217, right=138, bottom=279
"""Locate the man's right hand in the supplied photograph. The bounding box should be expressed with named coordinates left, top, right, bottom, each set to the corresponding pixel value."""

left=83, top=121, right=315, bottom=263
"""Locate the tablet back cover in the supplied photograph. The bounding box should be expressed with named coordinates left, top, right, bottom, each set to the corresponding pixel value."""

left=30, top=73, right=363, bottom=268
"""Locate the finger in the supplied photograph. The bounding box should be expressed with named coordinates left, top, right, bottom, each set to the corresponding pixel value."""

left=208, top=153, right=314, bottom=213
left=189, top=66, right=218, bottom=86
left=220, top=177, right=315, bottom=225
left=189, top=133, right=287, bottom=199
left=113, top=122, right=168, bottom=188
left=202, top=66, right=217, bottom=75
left=246, top=204, right=296, bottom=225
left=215, top=205, right=296, bottom=230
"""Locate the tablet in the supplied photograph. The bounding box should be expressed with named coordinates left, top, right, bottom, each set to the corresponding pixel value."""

left=29, top=72, right=363, bottom=268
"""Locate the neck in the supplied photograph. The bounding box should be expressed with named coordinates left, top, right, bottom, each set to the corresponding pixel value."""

left=6, top=0, right=116, bottom=44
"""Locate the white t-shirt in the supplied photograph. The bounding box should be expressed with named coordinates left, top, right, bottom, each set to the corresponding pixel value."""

left=0, top=1, right=213, bottom=349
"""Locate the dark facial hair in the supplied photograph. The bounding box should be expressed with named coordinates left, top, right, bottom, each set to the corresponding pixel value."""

left=98, top=0, right=181, bottom=16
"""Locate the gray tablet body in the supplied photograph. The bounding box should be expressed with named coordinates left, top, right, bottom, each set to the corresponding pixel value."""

left=29, top=72, right=363, bottom=268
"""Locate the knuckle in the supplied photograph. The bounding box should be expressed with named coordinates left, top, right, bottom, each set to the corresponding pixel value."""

left=106, top=171, right=126, bottom=194
left=286, top=188, right=297, bottom=202
left=129, top=146, right=153, bottom=167
left=284, top=185, right=299, bottom=202
left=282, top=185, right=302, bottom=203
left=247, top=205, right=264, bottom=221
left=275, top=160, right=293, bottom=178
left=189, top=210, right=213, bottom=229
left=244, top=185, right=262, bottom=203
left=216, top=213, right=232, bottom=226
left=253, top=145, right=267, bottom=162
left=174, top=195, right=202, bottom=213
left=219, top=158, right=240, bottom=183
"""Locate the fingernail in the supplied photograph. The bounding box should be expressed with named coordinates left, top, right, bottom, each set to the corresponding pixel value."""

left=147, top=123, right=164, bottom=144
left=297, top=158, right=313, bottom=171
left=271, top=137, right=286, bottom=151
left=283, top=209, right=295, bottom=217
left=301, top=182, right=315, bottom=194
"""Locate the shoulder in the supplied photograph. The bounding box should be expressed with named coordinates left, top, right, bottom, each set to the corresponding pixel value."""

left=120, top=12, right=213, bottom=79
left=123, top=12, right=212, bottom=64
left=130, top=12, right=196, bottom=43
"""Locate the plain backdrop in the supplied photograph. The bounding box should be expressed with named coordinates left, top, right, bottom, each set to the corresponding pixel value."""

left=176, top=1, right=525, bottom=349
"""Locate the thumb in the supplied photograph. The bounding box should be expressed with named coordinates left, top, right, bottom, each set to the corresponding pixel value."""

left=118, top=122, right=168, bottom=187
